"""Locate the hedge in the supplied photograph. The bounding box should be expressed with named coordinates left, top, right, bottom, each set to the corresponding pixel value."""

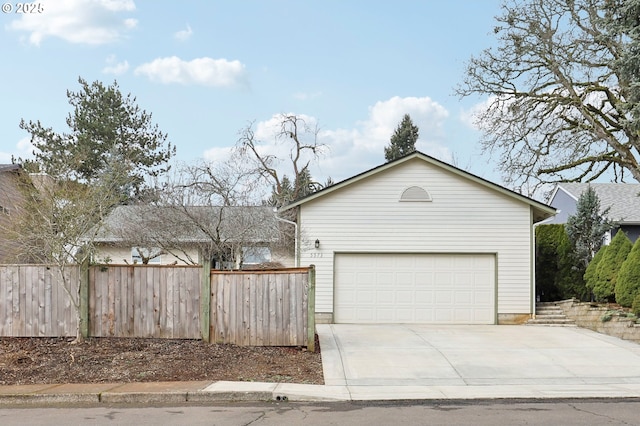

left=593, top=231, right=632, bottom=302
left=615, top=237, right=640, bottom=307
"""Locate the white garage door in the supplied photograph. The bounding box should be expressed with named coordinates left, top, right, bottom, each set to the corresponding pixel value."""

left=334, top=253, right=496, bottom=324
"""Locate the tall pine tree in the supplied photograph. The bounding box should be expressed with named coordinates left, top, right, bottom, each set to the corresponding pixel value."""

left=384, top=114, right=419, bottom=161
left=19, top=77, right=175, bottom=200
left=565, top=186, right=614, bottom=268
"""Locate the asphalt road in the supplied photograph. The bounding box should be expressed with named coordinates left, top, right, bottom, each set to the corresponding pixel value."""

left=1, top=399, right=640, bottom=425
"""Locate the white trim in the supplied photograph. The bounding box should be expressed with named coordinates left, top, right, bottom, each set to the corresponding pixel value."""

left=281, top=152, right=556, bottom=223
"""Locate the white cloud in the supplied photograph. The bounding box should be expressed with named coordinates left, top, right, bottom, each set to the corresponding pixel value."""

left=203, top=96, right=452, bottom=184
left=134, top=56, right=248, bottom=88
left=311, top=96, right=451, bottom=182
left=0, top=137, right=34, bottom=163
left=174, top=24, right=193, bottom=41
left=7, top=0, right=137, bottom=46
left=459, top=97, right=494, bottom=131
left=102, top=54, right=129, bottom=75
left=202, top=146, right=234, bottom=162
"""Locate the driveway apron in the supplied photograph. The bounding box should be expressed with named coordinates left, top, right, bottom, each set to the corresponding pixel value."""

left=317, top=324, right=640, bottom=389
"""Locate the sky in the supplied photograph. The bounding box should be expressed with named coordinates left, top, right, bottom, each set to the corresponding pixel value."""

left=0, top=0, right=506, bottom=190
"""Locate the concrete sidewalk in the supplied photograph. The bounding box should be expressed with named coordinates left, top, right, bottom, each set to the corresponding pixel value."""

left=1, top=324, right=640, bottom=404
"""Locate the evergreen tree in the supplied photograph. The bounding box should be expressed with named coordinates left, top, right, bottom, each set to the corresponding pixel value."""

left=535, top=224, right=565, bottom=301
left=566, top=186, right=614, bottom=268
left=585, top=245, right=607, bottom=295
left=615, top=237, right=640, bottom=307
left=19, top=77, right=175, bottom=200
left=384, top=114, right=419, bottom=162
left=535, top=224, right=588, bottom=301
left=556, top=227, right=589, bottom=301
left=593, top=231, right=633, bottom=302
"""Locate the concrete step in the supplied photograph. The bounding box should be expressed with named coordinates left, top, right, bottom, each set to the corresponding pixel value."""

left=535, top=309, right=564, bottom=315
left=533, top=314, right=570, bottom=320
left=528, top=302, right=576, bottom=326
left=527, top=318, right=576, bottom=326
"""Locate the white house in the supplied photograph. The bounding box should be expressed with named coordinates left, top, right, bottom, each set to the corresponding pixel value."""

left=280, top=152, right=556, bottom=325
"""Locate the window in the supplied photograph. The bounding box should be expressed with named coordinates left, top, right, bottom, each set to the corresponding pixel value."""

left=400, top=186, right=432, bottom=202
left=131, top=247, right=162, bottom=264
left=242, top=246, right=272, bottom=264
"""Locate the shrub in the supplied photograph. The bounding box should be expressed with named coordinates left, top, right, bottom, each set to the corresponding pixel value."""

left=632, top=293, right=640, bottom=317
left=584, top=245, right=607, bottom=293
left=593, top=231, right=632, bottom=302
left=615, top=237, right=640, bottom=307
left=556, top=229, right=588, bottom=300
left=535, top=224, right=586, bottom=301
left=535, top=224, right=565, bottom=301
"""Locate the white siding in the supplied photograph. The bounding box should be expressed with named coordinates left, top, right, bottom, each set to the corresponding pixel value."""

left=298, top=158, right=533, bottom=317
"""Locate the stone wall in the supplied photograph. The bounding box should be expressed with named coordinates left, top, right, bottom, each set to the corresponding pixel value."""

left=554, top=299, right=640, bottom=344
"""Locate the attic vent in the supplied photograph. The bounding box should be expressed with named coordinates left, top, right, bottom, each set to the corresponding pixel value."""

left=400, top=186, right=432, bottom=202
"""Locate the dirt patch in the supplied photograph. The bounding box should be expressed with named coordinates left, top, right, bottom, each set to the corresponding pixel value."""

left=0, top=337, right=323, bottom=386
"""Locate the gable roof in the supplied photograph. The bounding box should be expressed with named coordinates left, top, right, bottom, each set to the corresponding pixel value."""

left=94, top=205, right=280, bottom=244
left=0, top=164, right=21, bottom=173
left=551, top=183, right=640, bottom=224
left=280, top=151, right=556, bottom=223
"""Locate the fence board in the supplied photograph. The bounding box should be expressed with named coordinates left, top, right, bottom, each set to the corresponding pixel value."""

left=1, top=264, right=311, bottom=345
left=89, top=265, right=201, bottom=339
left=210, top=268, right=310, bottom=346
left=0, top=265, right=79, bottom=337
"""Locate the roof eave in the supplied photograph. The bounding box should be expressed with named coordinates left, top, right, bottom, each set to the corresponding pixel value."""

left=281, top=151, right=557, bottom=221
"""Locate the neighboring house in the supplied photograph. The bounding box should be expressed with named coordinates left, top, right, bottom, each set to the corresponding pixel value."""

left=0, top=167, right=56, bottom=264
left=280, top=151, right=556, bottom=325
left=547, top=183, right=640, bottom=242
left=0, top=164, right=23, bottom=263
left=0, top=164, right=30, bottom=263
left=93, top=205, right=293, bottom=268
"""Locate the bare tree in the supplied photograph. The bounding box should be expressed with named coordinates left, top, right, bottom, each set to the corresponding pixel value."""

left=10, top=157, right=130, bottom=342
left=457, top=0, right=640, bottom=194
left=237, top=114, right=327, bottom=207
left=107, top=156, right=284, bottom=269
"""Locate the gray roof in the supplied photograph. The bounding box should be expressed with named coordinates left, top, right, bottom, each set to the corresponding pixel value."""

left=94, top=205, right=280, bottom=244
left=556, top=183, right=640, bottom=224
left=0, top=164, right=21, bottom=173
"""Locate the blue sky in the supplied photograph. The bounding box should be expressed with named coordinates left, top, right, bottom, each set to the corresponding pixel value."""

left=1, top=0, right=504, bottom=186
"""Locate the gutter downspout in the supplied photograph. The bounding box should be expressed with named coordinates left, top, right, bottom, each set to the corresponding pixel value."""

left=274, top=209, right=299, bottom=267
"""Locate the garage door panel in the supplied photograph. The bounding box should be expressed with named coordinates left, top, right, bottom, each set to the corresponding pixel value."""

left=334, top=253, right=496, bottom=324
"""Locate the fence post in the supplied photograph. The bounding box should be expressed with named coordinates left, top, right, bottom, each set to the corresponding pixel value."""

left=200, top=257, right=211, bottom=342
left=79, top=260, right=90, bottom=339
left=307, top=264, right=316, bottom=351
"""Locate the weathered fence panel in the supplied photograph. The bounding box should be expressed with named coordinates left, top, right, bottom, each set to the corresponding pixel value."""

left=0, top=265, right=79, bottom=337
left=210, top=268, right=312, bottom=346
left=1, top=264, right=314, bottom=347
left=89, top=265, right=201, bottom=339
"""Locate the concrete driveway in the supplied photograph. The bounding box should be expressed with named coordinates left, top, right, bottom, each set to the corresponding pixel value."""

left=316, top=324, right=640, bottom=400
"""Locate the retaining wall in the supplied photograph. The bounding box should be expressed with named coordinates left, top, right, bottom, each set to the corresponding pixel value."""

left=554, top=299, right=640, bottom=344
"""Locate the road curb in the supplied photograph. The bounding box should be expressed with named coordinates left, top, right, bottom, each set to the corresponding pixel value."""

left=0, top=391, right=288, bottom=406
left=0, top=393, right=101, bottom=405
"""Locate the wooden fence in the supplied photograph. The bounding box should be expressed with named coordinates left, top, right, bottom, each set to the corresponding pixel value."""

left=210, top=268, right=315, bottom=347
left=0, top=265, right=79, bottom=337
left=0, top=264, right=315, bottom=348
left=89, top=265, right=201, bottom=339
